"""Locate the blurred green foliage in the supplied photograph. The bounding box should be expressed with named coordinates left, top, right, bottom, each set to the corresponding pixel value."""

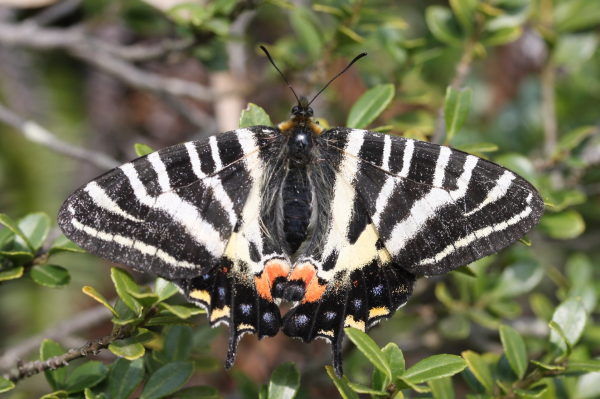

left=1, top=0, right=600, bottom=398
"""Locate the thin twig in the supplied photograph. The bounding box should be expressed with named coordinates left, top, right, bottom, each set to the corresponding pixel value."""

left=2, top=325, right=132, bottom=383
left=0, top=22, right=215, bottom=102
left=25, top=0, right=83, bottom=26
left=0, top=302, right=114, bottom=371
left=95, top=37, right=195, bottom=62
left=0, top=103, right=120, bottom=170
left=431, top=39, right=476, bottom=144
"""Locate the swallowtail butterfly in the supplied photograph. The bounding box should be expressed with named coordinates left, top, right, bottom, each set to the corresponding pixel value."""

left=58, top=47, right=545, bottom=377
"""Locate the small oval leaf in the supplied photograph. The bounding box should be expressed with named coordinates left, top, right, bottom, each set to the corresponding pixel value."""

left=140, top=361, right=194, bottom=399
left=65, top=361, right=108, bottom=394
left=82, top=286, right=118, bottom=316
left=17, top=212, right=51, bottom=251
left=550, top=298, right=587, bottom=356
left=426, top=6, right=464, bottom=46
left=268, top=362, right=300, bottom=399
left=155, top=277, right=179, bottom=302
left=40, top=339, right=66, bottom=391
left=499, top=325, right=528, bottom=380
left=345, top=328, right=391, bottom=380
left=111, top=267, right=142, bottom=314
left=109, top=358, right=144, bottom=399
left=403, top=354, right=467, bottom=384
left=444, top=86, right=472, bottom=142
left=462, top=351, right=494, bottom=393
left=347, top=84, right=395, bottom=129
left=325, top=366, right=360, bottom=399
left=239, top=103, right=272, bottom=128
left=134, top=143, right=155, bottom=157
left=30, top=265, right=71, bottom=288
left=0, top=377, right=15, bottom=393
left=538, top=210, right=585, bottom=240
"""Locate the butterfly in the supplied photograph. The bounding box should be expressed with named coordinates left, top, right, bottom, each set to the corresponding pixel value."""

left=58, top=46, right=545, bottom=377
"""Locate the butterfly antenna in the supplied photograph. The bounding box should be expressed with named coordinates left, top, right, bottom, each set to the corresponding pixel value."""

left=307, top=52, right=367, bottom=106
left=260, top=45, right=300, bottom=105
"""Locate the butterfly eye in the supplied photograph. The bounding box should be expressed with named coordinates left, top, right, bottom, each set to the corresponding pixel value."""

left=307, top=107, right=313, bottom=117
left=292, top=106, right=299, bottom=114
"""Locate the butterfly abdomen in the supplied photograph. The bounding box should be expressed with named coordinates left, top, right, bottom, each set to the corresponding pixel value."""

left=281, top=166, right=312, bottom=255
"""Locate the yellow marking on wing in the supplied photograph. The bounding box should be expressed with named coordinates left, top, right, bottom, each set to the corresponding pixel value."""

left=318, top=329, right=334, bottom=337
left=369, top=306, right=390, bottom=319
left=237, top=323, right=255, bottom=331
left=210, top=306, right=231, bottom=321
left=189, top=290, right=211, bottom=304
left=344, top=315, right=365, bottom=331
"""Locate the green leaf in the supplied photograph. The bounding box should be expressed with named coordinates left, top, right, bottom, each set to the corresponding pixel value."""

left=171, top=386, right=221, bottom=398
left=557, top=125, right=597, bottom=152
left=449, top=0, right=478, bottom=32
left=325, top=366, right=360, bottom=399
left=0, top=266, right=24, bottom=281
left=134, top=143, right=155, bottom=157
left=481, top=26, right=523, bottom=46
left=0, top=213, right=33, bottom=252
left=41, top=339, right=66, bottom=391
left=109, top=339, right=145, bottom=360
left=529, top=293, right=554, bottom=322
left=454, top=142, right=499, bottom=155
left=403, top=354, right=467, bottom=384
left=429, top=376, right=455, bottom=399
left=127, top=289, right=159, bottom=308
left=538, top=210, right=585, bottom=240
left=397, top=377, right=432, bottom=393
left=111, top=267, right=142, bottom=314
left=145, top=316, right=195, bottom=327
left=155, top=277, right=179, bottom=302
left=84, top=388, right=99, bottom=399
left=289, top=8, right=323, bottom=60
left=550, top=298, right=587, bottom=356
left=140, top=361, right=194, bottom=399
left=268, top=362, right=300, bottom=399
left=554, top=34, right=598, bottom=69
left=40, top=391, right=69, bottom=399
left=567, top=360, right=600, bottom=373
left=65, top=361, right=108, bottom=393
left=347, top=381, right=387, bottom=395
left=338, top=25, right=364, bottom=43
left=513, top=385, right=548, bottom=398
left=239, top=103, right=272, bottom=128
left=345, top=327, right=392, bottom=380
left=554, top=0, right=600, bottom=32
left=259, top=385, right=268, bottom=399
left=164, top=326, right=193, bottom=362
left=494, top=153, right=538, bottom=186
left=17, top=212, right=50, bottom=251
left=426, top=6, right=464, bottom=47
left=462, top=351, right=494, bottom=393
left=159, top=303, right=193, bottom=319
left=530, top=360, right=564, bottom=371
left=30, top=265, right=71, bottom=288
left=499, top=325, right=527, bottom=379
left=82, top=286, right=118, bottom=316
left=444, top=86, right=472, bottom=142
left=347, top=84, right=395, bottom=129
left=49, top=234, right=85, bottom=255
left=383, top=342, right=405, bottom=380
left=440, top=313, right=471, bottom=340
left=453, top=265, right=477, bottom=277
left=492, top=261, right=543, bottom=298
left=109, top=358, right=144, bottom=399
left=0, top=377, right=15, bottom=393
left=232, top=370, right=259, bottom=399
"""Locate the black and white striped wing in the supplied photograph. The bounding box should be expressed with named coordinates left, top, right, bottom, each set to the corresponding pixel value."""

left=58, top=127, right=279, bottom=280
left=58, top=125, right=292, bottom=369
left=282, top=127, right=544, bottom=377
left=326, top=127, right=545, bottom=276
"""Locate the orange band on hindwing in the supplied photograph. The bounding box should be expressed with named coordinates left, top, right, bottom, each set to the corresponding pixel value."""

left=290, top=262, right=327, bottom=303
left=255, top=258, right=290, bottom=301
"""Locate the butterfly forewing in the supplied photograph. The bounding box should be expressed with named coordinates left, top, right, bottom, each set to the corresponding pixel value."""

left=323, top=127, right=545, bottom=276
left=58, top=127, right=278, bottom=279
